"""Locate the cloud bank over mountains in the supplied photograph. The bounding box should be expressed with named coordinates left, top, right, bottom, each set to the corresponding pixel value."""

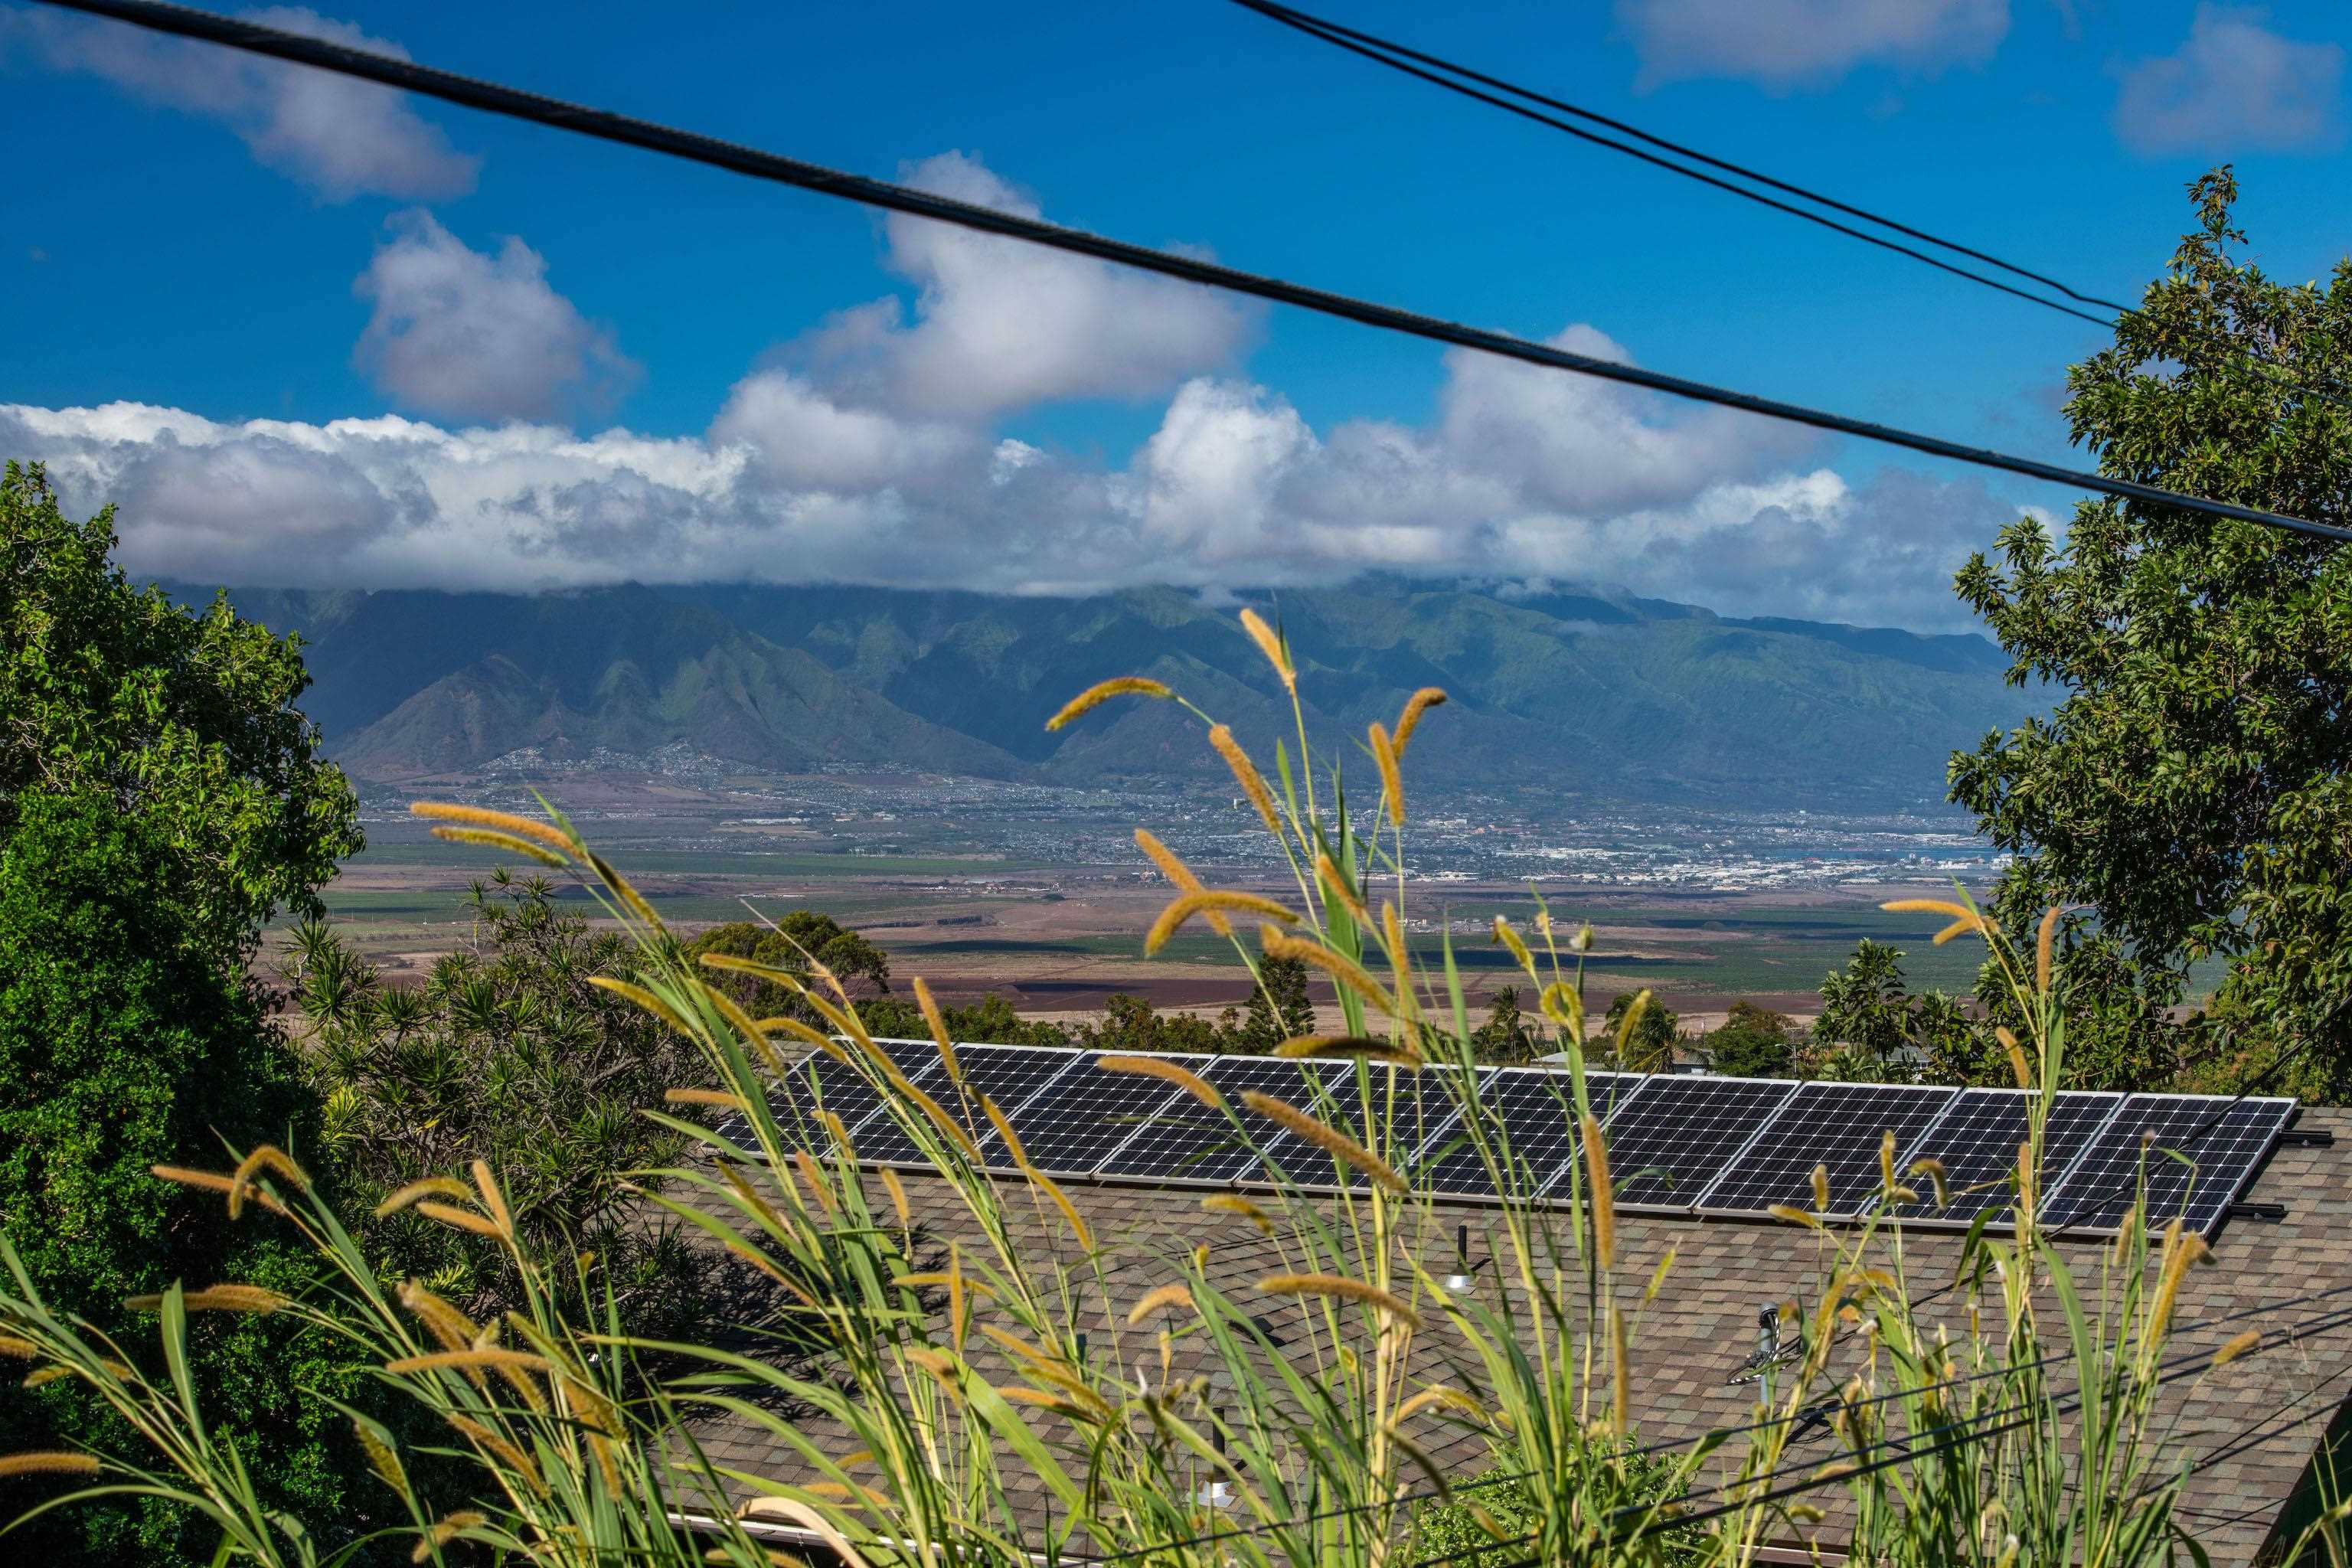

left=1, top=146, right=2027, bottom=631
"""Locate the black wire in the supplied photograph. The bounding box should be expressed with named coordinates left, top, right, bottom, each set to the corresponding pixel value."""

left=1592, top=1297, right=2352, bottom=1552
left=1230, top=0, right=2124, bottom=313
left=1090, top=1275, right=2352, bottom=1565
left=1230, top=0, right=2352, bottom=419
left=31, top=0, right=2352, bottom=547
left=1230, top=0, right=2115, bottom=330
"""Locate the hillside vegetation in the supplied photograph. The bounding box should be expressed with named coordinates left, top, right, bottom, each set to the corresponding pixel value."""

left=207, top=580, right=2031, bottom=806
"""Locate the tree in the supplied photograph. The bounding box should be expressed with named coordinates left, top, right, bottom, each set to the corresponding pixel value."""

left=1072, top=994, right=1232, bottom=1054
left=685, top=914, right=893, bottom=1022
left=1470, top=986, right=1540, bottom=1063
left=1811, top=941, right=1987, bottom=1083
left=1600, top=991, right=1680, bottom=1073
left=0, top=462, right=360, bottom=956
left=1230, top=956, right=1315, bottom=1054
left=0, top=793, right=362, bottom=1560
left=292, top=874, right=710, bottom=1331
left=860, top=990, right=1070, bottom=1048
left=1947, top=171, right=2352, bottom=1093
left=1704, top=1001, right=1795, bottom=1079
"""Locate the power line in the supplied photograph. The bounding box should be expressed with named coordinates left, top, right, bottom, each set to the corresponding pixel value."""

left=1229, top=1, right=2121, bottom=314
left=1228, top=0, right=2352, bottom=419
left=31, top=0, right=2352, bottom=547
left=1582, top=1293, right=2352, bottom=1556
left=1229, top=0, right=2115, bottom=329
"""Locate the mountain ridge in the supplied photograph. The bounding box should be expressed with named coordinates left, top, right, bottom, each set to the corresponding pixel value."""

left=180, top=579, right=2037, bottom=807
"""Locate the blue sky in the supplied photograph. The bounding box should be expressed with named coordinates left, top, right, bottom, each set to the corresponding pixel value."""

left=2, top=0, right=2345, bottom=629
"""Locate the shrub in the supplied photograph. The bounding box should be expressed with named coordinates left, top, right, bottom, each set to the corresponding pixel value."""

left=0, top=792, right=364, bottom=1560
left=1702, top=999, right=1796, bottom=1077
left=292, top=872, right=710, bottom=1331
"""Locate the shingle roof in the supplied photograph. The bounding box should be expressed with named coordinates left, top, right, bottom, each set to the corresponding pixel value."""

left=669, top=1103, right=2352, bottom=1566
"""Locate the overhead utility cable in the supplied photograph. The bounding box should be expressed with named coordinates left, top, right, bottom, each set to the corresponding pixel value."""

left=1229, top=0, right=2113, bottom=329
left=31, top=0, right=2351, bottom=546
left=1227, top=0, right=2352, bottom=416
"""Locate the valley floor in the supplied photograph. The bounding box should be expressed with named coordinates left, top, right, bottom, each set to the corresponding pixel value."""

left=277, top=769, right=2010, bottom=1027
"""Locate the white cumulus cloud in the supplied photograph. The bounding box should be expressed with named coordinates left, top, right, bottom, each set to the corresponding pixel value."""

left=791, top=152, right=1260, bottom=420
left=352, top=211, right=640, bottom=424
left=0, top=329, right=2013, bottom=629
left=1, top=5, right=478, bottom=200
left=2112, top=5, right=2344, bottom=157
left=1615, top=0, right=2007, bottom=90
left=0, top=145, right=2023, bottom=630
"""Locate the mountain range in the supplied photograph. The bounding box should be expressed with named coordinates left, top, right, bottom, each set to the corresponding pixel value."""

left=190, top=580, right=2040, bottom=807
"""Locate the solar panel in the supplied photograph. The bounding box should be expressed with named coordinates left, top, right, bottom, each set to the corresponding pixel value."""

left=1199, top=1055, right=1366, bottom=1187
left=1878, top=1088, right=2121, bottom=1225
left=1336, top=1064, right=1478, bottom=1187
left=1599, top=1076, right=1804, bottom=1207
left=707, top=1040, right=949, bottom=1156
left=1009, top=1054, right=1212, bottom=1178
left=1694, top=1083, right=1955, bottom=1216
left=846, top=1044, right=1086, bottom=1168
left=2039, top=1094, right=2297, bottom=1236
left=1091, top=1055, right=1260, bottom=1184
left=1416, top=1069, right=1635, bottom=1198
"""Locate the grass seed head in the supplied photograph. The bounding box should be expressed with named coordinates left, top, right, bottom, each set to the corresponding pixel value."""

left=1045, top=677, right=1174, bottom=731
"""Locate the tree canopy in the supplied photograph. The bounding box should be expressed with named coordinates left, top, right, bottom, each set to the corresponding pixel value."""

left=0, top=792, right=361, bottom=1559
left=0, top=463, right=360, bottom=954
left=1703, top=1001, right=1796, bottom=1080
left=1817, top=171, right=2352, bottom=1093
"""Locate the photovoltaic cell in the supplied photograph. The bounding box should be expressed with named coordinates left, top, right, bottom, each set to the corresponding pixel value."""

left=1880, top=1089, right=2120, bottom=1225
left=847, top=1044, right=1086, bottom=1168
left=1600, top=1076, right=1803, bottom=1207
left=1416, top=1069, right=1633, bottom=1198
left=2039, top=1094, right=2296, bottom=1236
left=1093, top=1056, right=1260, bottom=1183
left=1010, top=1054, right=1208, bottom=1178
left=1338, top=1065, right=1477, bottom=1187
left=707, top=1041, right=948, bottom=1157
left=1695, top=1083, right=1955, bottom=1215
left=1194, top=1056, right=1362, bottom=1186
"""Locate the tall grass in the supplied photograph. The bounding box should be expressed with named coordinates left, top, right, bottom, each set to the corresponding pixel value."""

left=2, top=613, right=2341, bottom=1566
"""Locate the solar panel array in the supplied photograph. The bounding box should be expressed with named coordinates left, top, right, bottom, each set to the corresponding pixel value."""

left=711, top=1039, right=2297, bottom=1238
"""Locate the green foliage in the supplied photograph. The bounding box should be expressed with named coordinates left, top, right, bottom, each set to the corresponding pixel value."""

left=685, top=914, right=893, bottom=1021
left=295, top=874, right=709, bottom=1328
left=1229, top=956, right=1315, bottom=1053
left=1811, top=939, right=1988, bottom=1083
left=0, top=462, right=360, bottom=953
left=1471, top=985, right=1541, bottom=1063
left=1703, top=1000, right=1796, bottom=1078
left=859, top=990, right=1070, bottom=1048
left=1070, top=993, right=1231, bottom=1054
left=0, top=793, right=361, bottom=1560
left=1948, top=170, right=2352, bottom=1094
left=1060, top=959, right=1317, bottom=1056
left=1600, top=989, right=1680, bottom=1072
left=1409, top=1455, right=1693, bottom=1568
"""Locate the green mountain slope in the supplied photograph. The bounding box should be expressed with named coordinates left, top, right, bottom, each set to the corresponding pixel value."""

left=190, top=580, right=2037, bottom=805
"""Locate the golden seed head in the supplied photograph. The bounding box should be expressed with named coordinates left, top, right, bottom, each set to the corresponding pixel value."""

left=1044, top=676, right=1174, bottom=731
left=1237, top=608, right=1295, bottom=691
